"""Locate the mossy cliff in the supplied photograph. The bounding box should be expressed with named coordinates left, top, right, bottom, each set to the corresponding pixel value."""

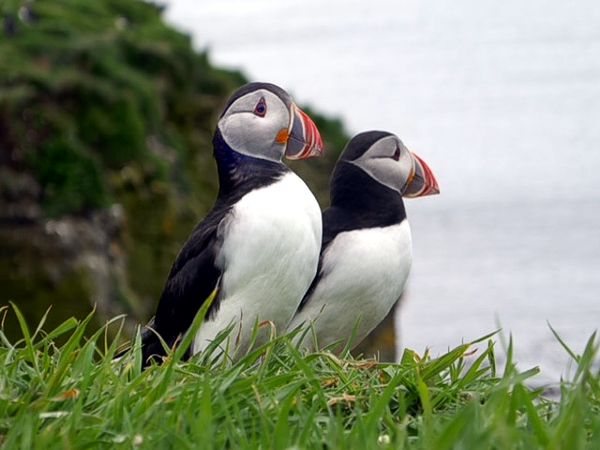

left=0, top=0, right=347, bottom=338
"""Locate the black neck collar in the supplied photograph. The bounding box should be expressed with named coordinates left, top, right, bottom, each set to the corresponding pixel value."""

left=328, top=162, right=406, bottom=228
left=212, top=129, right=288, bottom=202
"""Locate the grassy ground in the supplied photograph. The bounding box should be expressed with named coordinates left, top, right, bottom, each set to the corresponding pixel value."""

left=0, top=304, right=598, bottom=449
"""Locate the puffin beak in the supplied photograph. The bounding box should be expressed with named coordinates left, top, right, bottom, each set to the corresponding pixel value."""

left=282, top=103, right=324, bottom=160
left=403, top=151, right=440, bottom=198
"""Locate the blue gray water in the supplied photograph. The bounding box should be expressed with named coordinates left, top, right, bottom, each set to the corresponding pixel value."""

left=164, top=0, right=600, bottom=382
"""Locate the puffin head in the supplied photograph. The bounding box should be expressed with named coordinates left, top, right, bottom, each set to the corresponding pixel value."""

left=338, top=131, right=439, bottom=197
left=217, top=82, right=323, bottom=162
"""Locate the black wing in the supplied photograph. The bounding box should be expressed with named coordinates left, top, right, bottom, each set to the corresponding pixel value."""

left=140, top=205, right=231, bottom=367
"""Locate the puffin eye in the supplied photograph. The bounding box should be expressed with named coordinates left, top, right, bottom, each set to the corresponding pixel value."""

left=254, top=97, right=267, bottom=117
left=392, top=145, right=401, bottom=161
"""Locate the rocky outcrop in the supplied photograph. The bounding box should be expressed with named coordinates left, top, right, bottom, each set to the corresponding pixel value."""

left=0, top=167, right=139, bottom=336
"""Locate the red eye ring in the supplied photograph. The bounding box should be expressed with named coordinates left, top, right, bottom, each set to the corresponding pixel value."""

left=254, top=97, right=267, bottom=117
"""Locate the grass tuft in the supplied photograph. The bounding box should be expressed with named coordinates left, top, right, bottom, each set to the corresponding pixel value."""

left=0, top=305, right=598, bottom=449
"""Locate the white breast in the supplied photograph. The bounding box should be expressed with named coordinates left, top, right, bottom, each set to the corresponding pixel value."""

left=288, top=220, right=412, bottom=352
left=193, top=172, right=322, bottom=357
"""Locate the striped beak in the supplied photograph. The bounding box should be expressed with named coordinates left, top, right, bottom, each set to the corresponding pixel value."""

left=282, top=104, right=324, bottom=160
left=403, top=151, right=440, bottom=198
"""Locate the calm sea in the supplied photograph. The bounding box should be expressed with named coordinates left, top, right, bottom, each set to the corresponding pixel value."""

left=164, top=0, right=600, bottom=383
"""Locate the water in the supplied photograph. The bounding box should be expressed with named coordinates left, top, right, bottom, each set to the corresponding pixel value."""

left=163, top=0, right=600, bottom=382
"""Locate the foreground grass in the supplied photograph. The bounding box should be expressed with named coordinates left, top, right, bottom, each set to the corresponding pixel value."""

left=0, top=306, right=598, bottom=449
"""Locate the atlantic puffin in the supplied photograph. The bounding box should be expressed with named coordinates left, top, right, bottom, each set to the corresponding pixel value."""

left=140, top=82, right=324, bottom=366
left=287, top=131, right=439, bottom=352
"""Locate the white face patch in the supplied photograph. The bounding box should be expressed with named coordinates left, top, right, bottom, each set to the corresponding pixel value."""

left=217, top=89, right=291, bottom=162
left=349, top=135, right=414, bottom=193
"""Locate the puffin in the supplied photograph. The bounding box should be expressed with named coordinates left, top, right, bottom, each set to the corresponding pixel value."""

left=139, top=82, right=324, bottom=366
left=286, top=131, right=439, bottom=353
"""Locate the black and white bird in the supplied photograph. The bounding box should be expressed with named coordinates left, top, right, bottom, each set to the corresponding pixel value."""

left=287, top=131, right=439, bottom=352
left=140, top=82, right=324, bottom=366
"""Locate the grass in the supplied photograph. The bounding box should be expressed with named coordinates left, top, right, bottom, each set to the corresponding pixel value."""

left=0, top=304, right=598, bottom=449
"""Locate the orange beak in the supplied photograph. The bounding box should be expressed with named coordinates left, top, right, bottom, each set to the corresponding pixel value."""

left=282, top=103, right=324, bottom=160
left=403, top=151, right=440, bottom=197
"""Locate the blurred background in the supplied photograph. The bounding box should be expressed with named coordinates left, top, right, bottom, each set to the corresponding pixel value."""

left=1, top=0, right=599, bottom=383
